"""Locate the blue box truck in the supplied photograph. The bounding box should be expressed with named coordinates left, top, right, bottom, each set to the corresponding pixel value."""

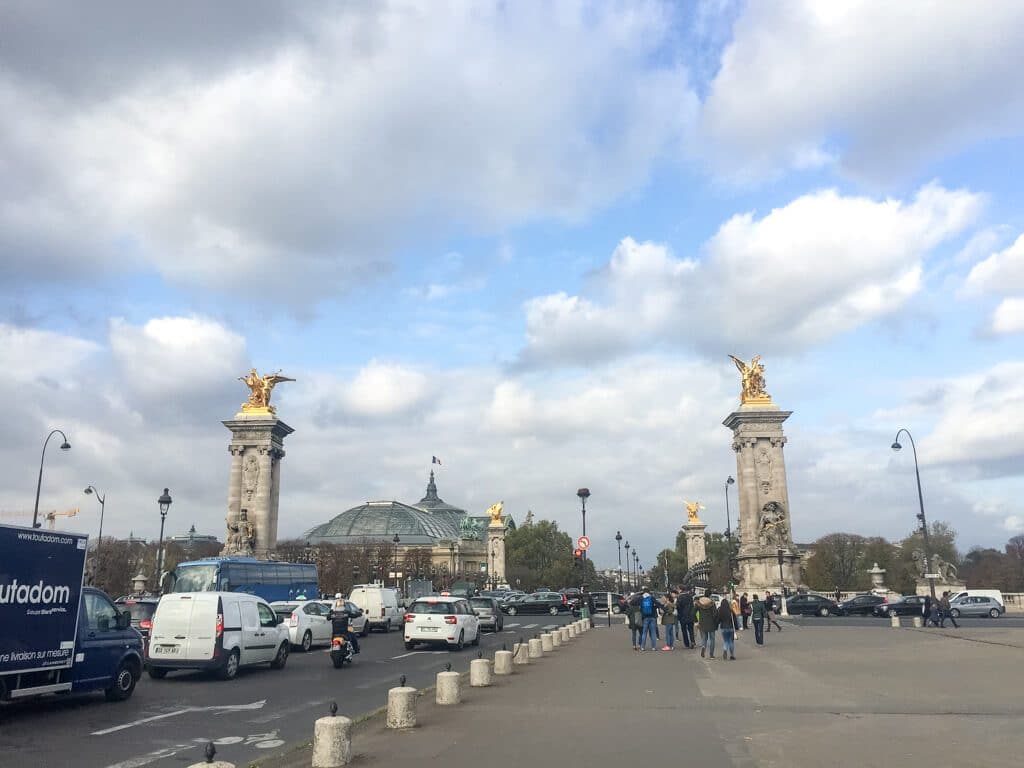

left=0, top=523, right=144, bottom=703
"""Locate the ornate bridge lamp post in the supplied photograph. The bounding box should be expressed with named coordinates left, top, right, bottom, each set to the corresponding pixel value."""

left=624, top=541, right=631, bottom=589
left=615, top=531, right=623, bottom=593
left=154, top=489, right=172, bottom=591
left=892, top=428, right=936, bottom=600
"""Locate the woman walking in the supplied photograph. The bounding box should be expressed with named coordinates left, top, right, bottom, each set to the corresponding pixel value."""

left=730, top=594, right=742, bottom=631
left=766, top=591, right=782, bottom=632
left=661, top=592, right=677, bottom=650
left=696, top=589, right=719, bottom=658
left=740, top=593, right=750, bottom=631
left=718, top=598, right=737, bottom=660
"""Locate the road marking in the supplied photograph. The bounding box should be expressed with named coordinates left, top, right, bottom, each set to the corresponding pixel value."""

left=92, top=700, right=267, bottom=736
left=505, top=622, right=520, bottom=628
left=523, top=623, right=539, bottom=629
left=391, top=650, right=449, bottom=659
left=543, top=624, right=558, bottom=630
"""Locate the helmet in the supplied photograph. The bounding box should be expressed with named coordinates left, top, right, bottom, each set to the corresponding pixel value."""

left=334, top=593, right=343, bottom=599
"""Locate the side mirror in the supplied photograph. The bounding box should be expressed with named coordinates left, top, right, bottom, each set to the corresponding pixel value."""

left=117, top=611, right=132, bottom=630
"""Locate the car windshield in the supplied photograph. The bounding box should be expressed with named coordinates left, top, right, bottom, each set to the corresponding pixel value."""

left=120, top=602, right=157, bottom=622
left=170, top=564, right=218, bottom=592
left=410, top=601, right=456, bottom=614
left=470, top=598, right=493, bottom=609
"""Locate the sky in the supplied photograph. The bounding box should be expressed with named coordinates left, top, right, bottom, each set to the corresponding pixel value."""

left=2, top=1, right=1024, bottom=569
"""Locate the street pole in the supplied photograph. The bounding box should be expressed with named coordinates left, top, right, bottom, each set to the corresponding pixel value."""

left=84, top=485, right=106, bottom=562
left=576, top=488, right=591, bottom=624
left=624, top=541, right=631, bottom=590
left=155, top=488, right=172, bottom=592
left=777, top=548, right=790, bottom=617
left=892, top=428, right=937, bottom=600
left=33, top=429, right=71, bottom=529
left=615, top=531, right=623, bottom=593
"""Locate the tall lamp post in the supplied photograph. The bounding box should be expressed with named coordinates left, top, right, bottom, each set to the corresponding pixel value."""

left=633, top=551, right=640, bottom=587
left=776, top=548, right=790, bottom=617
left=33, top=429, right=71, bottom=529
left=448, top=541, right=456, bottom=588
left=490, top=543, right=498, bottom=590
left=624, top=541, right=631, bottom=590
left=576, top=488, right=591, bottom=623
left=83, top=485, right=106, bottom=560
left=615, top=531, right=623, bottom=593
left=724, top=476, right=735, bottom=541
left=392, top=534, right=401, bottom=589
left=155, top=488, right=172, bottom=591
left=892, top=428, right=936, bottom=599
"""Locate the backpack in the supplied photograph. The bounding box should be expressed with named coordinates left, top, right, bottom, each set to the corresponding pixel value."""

left=641, top=594, right=655, bottom=617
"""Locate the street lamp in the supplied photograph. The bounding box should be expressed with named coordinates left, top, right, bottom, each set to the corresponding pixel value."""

left=448, top=541, right=456, bottom=587
left=892, top=428, right=936, bottom=600
left=777, top=548, right=790, bottom=617
left=725, top=476, right=735, bottom=540
left=615, top=531, right=623, bottom=593
left=33, top=429, right=71, bottom=529
left=490, top=543, right=498, bottom=590
left=304, top=539, right=313, bottom=564
left=575, top=488, right=591, bottom=623
left=624, top=541, right=631, bottom=590
left=633, top=551, right=639, bottom=587
left=392, top=534, right=401, bottom=589
left=155, top=488, right=172, bottom=591
left=83, top=485, right=106, bottom=560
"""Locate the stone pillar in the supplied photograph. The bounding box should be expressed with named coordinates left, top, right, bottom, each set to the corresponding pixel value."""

left=683, top=520, right=707, bottom=566
left=723, top=405, right=801, bottom=591
left=487, top=523, right=506, bottom=587
left=222, top=415, right=294, bottom=560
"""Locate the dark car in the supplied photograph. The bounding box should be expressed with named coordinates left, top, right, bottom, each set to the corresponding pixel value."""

left=837, top=594, right=886, bottom=616
left=873, top=595, right=927, bottom=617
left=502, top=592, right=568, bottom=616
left=588, top=592, right=625, bottom=613
left=469, top=596, right=505, bottom=632
left=115, top=596, right=160, bottom=657
left=783, top=594, right=839, bottom=617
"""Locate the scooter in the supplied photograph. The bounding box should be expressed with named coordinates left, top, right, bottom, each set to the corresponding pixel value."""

left=330, top=633, right=355, bottom=669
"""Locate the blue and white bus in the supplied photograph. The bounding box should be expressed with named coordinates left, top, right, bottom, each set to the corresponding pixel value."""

left=169, top=557, right=318, bottom=603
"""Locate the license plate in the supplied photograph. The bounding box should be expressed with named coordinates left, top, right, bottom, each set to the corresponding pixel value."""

left=420, top=626, right=438, bottom=632
left=154, top=645, right=180, bottom=655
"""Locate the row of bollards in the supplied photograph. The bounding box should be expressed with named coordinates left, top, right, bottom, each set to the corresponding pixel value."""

left=189, top=620, right=594, bottom=768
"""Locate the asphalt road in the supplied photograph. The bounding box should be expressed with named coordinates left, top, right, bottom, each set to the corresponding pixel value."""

left=0, top=613, right=583, bottom=768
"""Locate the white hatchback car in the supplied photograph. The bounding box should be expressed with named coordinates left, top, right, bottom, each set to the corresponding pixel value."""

left=404, top=595, right=479, bottom=651
left=271, top=600, right=335, bottom=652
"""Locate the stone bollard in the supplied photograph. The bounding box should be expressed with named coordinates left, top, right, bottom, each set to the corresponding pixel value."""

left=386, top=686, right=417, bottom=729
left=513, top=641, right=530, bottom=665
left=528, top=638, right=543, bottom=659
left=912, top=615, right=923, bottom=628
left=436, top=670, right=462, bottom=705
left=312, top=714, right=353, bottom=768
left=568, top=623, right=578, bottom=638
left=541, top=633, right=554, bottom=652
left=891, top=615, right=901, bottom=628
left=494, top=649, right=513, bottom=675
left=551, top=630, right=562, bottom=648
left=580, top=620, right=588, bottom=632
left=470, top=658, right=492, bottom=687
left=560, top=627, right=570, bottom=643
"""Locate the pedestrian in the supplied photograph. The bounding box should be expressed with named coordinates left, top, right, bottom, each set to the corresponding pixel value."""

left=834, top=585, right=841, bottom=604
left=928, top=597, right=941, bottom=627
left=696, top=589, right=719, bottom=658
left=923, top=594, right=932, bottom=625
left=639, top=589, right=660, bottom=651
left=750, top=594, right=765, bottom=645
left=939, top=591, right=959, bottom=629
left=661, top=592, right=677, bottom=650
left=766, top=592, right=782, bottom=632
left=740, top=592, right=750, bottom=631
left=718, top=598, right=736, bottom=660
left=677, top=588, right=696, bottom=649
left=628, top=592, right=643, bottom=650
left=730, top=593, right=742, bottom=631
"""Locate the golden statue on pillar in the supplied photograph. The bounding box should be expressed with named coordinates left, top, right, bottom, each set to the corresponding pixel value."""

left=486, top=501, right=504, bottom=527
left=728, top=354, right=772, bottom=406
left=684, top=500, right=704, bottom=524
left=238, top=368, right=295, bottom=415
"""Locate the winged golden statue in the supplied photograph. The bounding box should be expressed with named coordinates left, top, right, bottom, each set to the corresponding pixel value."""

left=486, top=500, right=504, bottom=527
left=684, top=500, right=704, bottom=524
left=728, top=354, right=770, bottom=405
left=239, top=368, right=296, bottom=414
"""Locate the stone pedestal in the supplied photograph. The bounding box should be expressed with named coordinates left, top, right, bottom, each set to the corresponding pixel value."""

left=487, top=524, right=506, bottom=587
left=723, top=404, right=801, bottom=591
left=914, top=580, right=965, bottom=598
left=683, top=521, right=707, bottom=567
left=223, top=414, right=294, bottom=559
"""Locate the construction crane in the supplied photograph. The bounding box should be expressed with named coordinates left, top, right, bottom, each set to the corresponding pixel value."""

left=0, top=508, right=79, bottom=530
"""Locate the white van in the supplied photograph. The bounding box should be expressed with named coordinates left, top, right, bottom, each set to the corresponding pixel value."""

left=147, top=592, right=291, bottom=680
left=348, top=584, right=402, bottom=632
left=946, top=589, right=1004, bottom=608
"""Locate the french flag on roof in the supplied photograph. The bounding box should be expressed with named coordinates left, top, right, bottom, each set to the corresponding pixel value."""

left=432, top=455, right=442, bottom=466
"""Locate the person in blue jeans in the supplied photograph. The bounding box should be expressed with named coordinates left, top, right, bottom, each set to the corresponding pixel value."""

left=638, top=590, right=659, bottom=651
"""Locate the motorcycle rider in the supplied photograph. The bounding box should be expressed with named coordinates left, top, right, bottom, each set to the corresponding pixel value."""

left=331, top=594, right=360, bottom=654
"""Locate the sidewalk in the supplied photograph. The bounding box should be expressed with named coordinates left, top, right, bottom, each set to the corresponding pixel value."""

left=264, top=619, right=1024, bottom=768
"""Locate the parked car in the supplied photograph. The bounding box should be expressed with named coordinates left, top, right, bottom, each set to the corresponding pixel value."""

left=348, top=585, right=402, bottom=632
left=469, top=596, right=504, bottom=632
left=946, top=590, right=1005, bottom=609
left=502, top=592, right=569, bottom=616
left=115, top=596, right=160, bottom=658
left=404, top=595, right=480, bottom=650
left=588, top=592, right=625, bottom=613
left=872, top=595, right=927, bottom=617
left=500, top=591, right=526, bottom=604
left=784, top=594, right=839, bottom=617
left=949, top=595, right=1004, bottom=618
left=271, top=599, right=334, bottom=651
left=836, top=594, right=886, bottom=616
left=147, top=592, right=291, bottom=680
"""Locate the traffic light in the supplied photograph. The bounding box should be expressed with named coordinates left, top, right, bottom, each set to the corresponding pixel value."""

left=776, top=550, right=785, bottom=566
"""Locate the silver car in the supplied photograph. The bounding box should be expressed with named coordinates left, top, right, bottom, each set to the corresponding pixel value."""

left=948, top=595, right=1004, bottom=618
left=469, top=596, right=504, bottom=632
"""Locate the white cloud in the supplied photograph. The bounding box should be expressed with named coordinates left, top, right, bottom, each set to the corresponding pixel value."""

left=343, top=362, right=433, bottom=419
left=0, top=2, right=695, bottom=305
left=518, top=184, right=981, bottom=366
left=699, top=1, right=1024, bottom=180
left=0, top=324, right=99, bottom=384
left=964, top=233, right=1024, bottom=296
left=989, top=298, right=1024, bottom=336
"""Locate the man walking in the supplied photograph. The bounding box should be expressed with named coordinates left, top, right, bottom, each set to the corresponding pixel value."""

left=939, top=591, right=960, bottom=629
left=696, top=589, right=719, bottom=659
left=751, top=593, right=765, bottom=645
left=677, top=588, right=695, bottom=649
left=740, top=592, right=750, bottom=631
left=639, top=589, right=660, bottom=651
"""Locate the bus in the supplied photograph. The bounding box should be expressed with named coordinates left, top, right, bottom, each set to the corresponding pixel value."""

left=169, top=557, right=318, bottom=603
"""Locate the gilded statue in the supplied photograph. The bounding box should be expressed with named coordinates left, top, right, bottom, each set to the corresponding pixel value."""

left=487, top=500, right=504, bottom=527
left=239, top=368, right=295, bottom=414
left=684, top=500, right=704, bottom=524
left=728, top=354, right=770, bottom=404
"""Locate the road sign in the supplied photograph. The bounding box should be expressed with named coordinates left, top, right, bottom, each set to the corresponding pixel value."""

left=577, top=535, right=590, bottom=550
left=923, top=573, right=940, bottom=579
